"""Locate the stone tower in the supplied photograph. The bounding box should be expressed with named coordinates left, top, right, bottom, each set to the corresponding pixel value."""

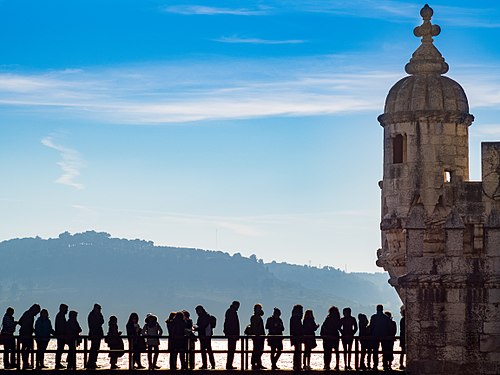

left=377, top=4, right=500, bottom=375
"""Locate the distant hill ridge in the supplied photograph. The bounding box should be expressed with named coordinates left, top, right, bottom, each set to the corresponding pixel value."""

left=0, top=231, right=401, bottom=332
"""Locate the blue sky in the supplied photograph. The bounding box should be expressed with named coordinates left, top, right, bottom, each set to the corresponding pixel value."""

left=1, top=0, right=500, bottom=272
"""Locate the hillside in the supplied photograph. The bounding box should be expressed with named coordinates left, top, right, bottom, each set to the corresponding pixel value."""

left=0, top=231, right=401, bottom=333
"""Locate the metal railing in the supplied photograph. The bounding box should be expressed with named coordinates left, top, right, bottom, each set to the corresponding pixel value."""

left=1, top=334, right=404, bottom=371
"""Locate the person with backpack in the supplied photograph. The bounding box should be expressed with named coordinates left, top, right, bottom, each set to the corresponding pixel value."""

left=194, top=305, right=216, bottom=369
left=105, top=316, right=125, bottom=369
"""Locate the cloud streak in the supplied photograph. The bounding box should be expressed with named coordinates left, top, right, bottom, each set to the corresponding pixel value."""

left=0, top=56, right=499, bottom=125
left=41, top=137, right=85, bottom=190
left=213, top=36, right=305, bottom=45
left=164, top=5, right=269, bottom=16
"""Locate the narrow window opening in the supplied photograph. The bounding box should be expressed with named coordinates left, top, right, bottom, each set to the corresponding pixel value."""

left=444, top=170, right=452, bottom=183
left=392, top=134, right=407, bottom=164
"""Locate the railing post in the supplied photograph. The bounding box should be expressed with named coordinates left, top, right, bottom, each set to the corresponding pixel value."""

left=239, top=336, right=244, bottom=371
left=245, top=336, right=249, bottom=370
left=83, top=336, right=88, bottom=368
left=354, top=336, right=359, bottom=370
left=30, top=337, right=34, bottom=369
left=16, top=336, right=20, bottom=370
left=128, top=336, right=133, bottom=370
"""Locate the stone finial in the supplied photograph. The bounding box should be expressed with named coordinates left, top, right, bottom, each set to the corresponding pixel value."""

left=405, top=4, right=449, bottom=75
left=413, top=4, right=441, bottom=43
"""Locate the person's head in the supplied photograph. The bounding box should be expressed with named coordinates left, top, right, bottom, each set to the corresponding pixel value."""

left=109, top=315, right=118, bottom=324
left=40, top=309, right=49, bottom=319
left=59, top=304, right=69, bottom=314
left=6, top=307, right=14, bottom=316
left=292, top=304, right=303, bottom=318
left=128, top=312, right=139, bottom=324
left=168, top=312, right=176, bottom=321
left=273, top=307, right=281, bottom=317
left=343, top=307, right=352, bottom=317
left=93, top=303, right=102, bottom=312
left=384, top=311, right=392, bottom=319
left=195, top=305, right=206, bottom=316
left=30, top=304, right=41, bottom=316
left=231, top=301, right=240, bottom=311
left=376, top=304, right=384, bottom=313
left=400, top=305, right=405, bottom=317
left=304, top=309, right=314, bottom=319
left=175, top=311, right=184, bottom=321
left=69, top=311, right=78, bottom=320
left=328, top=306, right=340, bottom=319
left=358, top=313, right=368, bottom=326
left=182, top=310, right=190, bottom=319
left=254, top=303, right=263, bottom=316
left=146, top=313, right=157, bottom=324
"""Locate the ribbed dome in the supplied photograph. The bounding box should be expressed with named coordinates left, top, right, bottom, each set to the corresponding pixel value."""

left=379, top=4, right=473, bottom=125
left=384, top=74, right=469, bottom=114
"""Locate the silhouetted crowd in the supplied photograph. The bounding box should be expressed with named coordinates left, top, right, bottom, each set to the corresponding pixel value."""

left=0, top=302, right=406, bottom=371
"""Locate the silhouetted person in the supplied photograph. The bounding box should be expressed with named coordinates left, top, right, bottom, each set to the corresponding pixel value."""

left=1, top=307, right=17, bottom=369
left=194, top=305, right=216, bottom=369
left=18, top=303, right=41, bottom=369
left=302, top=309, right=319, bottom=370
left=182, top=310, right=196, bottom=370
left=223, top=301, right=240, bottom=370
left=66, top=310, right=82, bottom=370
left=86, top=303, right=104, bottom=370
left=54, top=303, right=69, bottom=369
left=126, top=312, right=145, bottom=369
left=35, top=308, right=55, bottom=369
left=321, top=306, right=341, bottom=371
left=369, top=304, right=392, bottom=370
left=166, top=311, right=176, bottom=366
left=105, top=316, right=124, bottom=369
left=399, top=306, right=406, bottom=370
left=266, top=307, right=284, bottom=370
left=143, top=313, right=162, bottom=370
left=166, top=312, right=176, bottom=337
left=250, top=303, right=265, bottom=370
left=290, top=304, right=304, bottom=371
left=384, top=311, right=397, bottom=370
left=339, top=307, right=358, bottom=370
left=358, top=313, right=372, bottom=370
left=169, top=311, right=187, bottom=370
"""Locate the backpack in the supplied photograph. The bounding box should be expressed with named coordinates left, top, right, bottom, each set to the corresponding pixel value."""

left=209, top=315, right=217, bottom=329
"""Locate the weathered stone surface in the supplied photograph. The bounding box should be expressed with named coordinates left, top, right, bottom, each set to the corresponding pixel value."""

left=378, top=4, right=500, bottom=375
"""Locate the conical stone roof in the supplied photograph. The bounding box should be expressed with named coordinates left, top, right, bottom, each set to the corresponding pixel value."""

left=379, top=4, right=474, bottom=126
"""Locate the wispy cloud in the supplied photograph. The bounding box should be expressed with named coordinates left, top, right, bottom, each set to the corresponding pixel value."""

left=41, top=137, right=85, bottom=190
left=0, top=55, right=499, bottom=125
left=163, top=5, right=269, bottom=16
left=213, top=36, right=305, bottom=45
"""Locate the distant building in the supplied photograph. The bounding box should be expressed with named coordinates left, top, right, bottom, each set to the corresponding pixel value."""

left=378, top=4, right=500, bottom=375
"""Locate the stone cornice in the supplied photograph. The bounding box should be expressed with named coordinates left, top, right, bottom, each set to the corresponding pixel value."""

left=378, top=111, right=474, bottom=127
